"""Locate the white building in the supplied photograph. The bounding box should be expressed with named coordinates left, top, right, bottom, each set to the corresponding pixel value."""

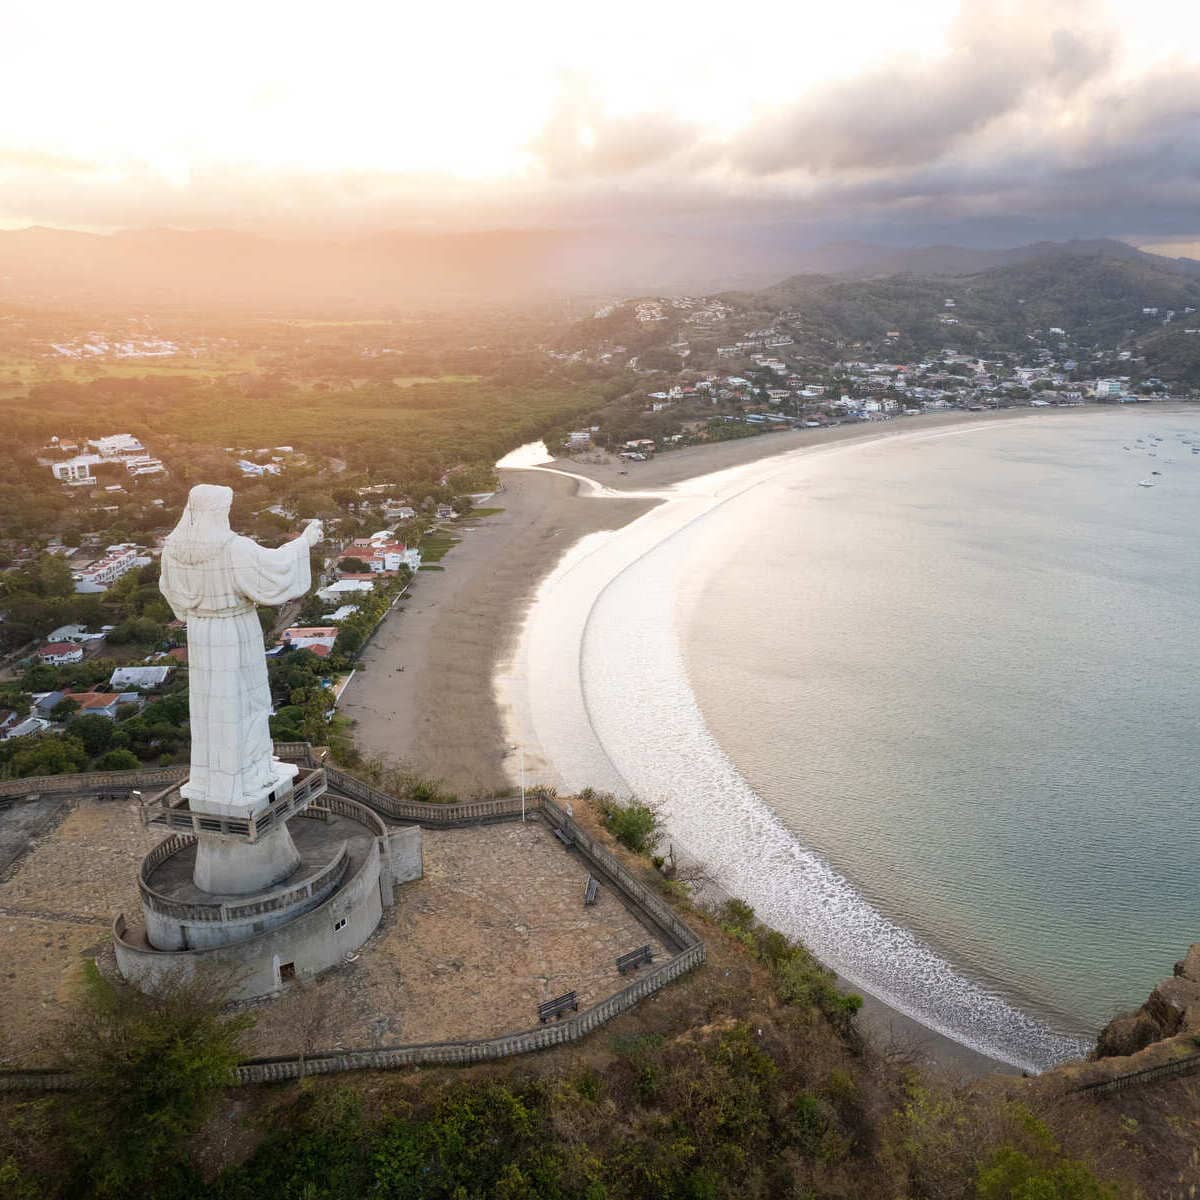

left=3, top=716, right=50, bottom=740
left=51, top=454, right=102, bottom=485
left=73, top=544, right=151, bottom=593
left=37, top=642, right=85, bottom=665
left=1094, top=379, right=1125, bottom=399
left=324, top=604, right=360, bottom=623
left=110, top=666, right=173, bottom=689
left=90, top=433, right=145, bottom=457
left=316, top=579, right=377, bottom=603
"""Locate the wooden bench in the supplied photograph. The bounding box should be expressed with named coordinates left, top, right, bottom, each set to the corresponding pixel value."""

left=537, top=991, right=579, bottom=1023
left=553, top=827, right=574, bottom=849
left=616, top=945, right=653, bottom=975
left=584, top=875, right=599, bottom=906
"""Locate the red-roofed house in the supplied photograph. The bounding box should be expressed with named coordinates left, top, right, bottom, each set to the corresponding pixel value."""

left=306, top=643, right=332, bottom=659
left=65, top=691, right=143, bottom=719
left=282, top=626, right=338, bottom=651
left=38, top=642, right=84, bottom=665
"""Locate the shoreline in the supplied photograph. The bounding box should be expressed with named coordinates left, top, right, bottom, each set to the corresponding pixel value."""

left=341, top=406, right=1112, bottom=1077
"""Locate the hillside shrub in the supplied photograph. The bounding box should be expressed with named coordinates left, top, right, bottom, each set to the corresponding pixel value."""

left=595, top=794, right=662, bottom=855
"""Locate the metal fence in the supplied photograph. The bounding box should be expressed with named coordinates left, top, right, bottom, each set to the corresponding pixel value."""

left=1070, top=1050, right=1200, bottom=1096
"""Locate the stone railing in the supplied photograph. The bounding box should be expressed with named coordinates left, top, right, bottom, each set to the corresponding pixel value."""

left=230, top=941, right=706, bottom=1084
left=139, top=769, right=327, bottom=842
left=322, top=765, right=530, bottom=826
left=0, top=940, right=705, bottom=1094
left=313, top=793, right=388, bottom=839
left=0, top=766, right=186, bottom=800
left=138, top=839, right=351, bottom=924
left=539, top=797, right=699, bottom=954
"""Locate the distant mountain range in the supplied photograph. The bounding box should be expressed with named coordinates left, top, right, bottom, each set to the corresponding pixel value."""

left=791, top=238, right=1200, bottom=280
left=1, top=225, right=1197, bottom=311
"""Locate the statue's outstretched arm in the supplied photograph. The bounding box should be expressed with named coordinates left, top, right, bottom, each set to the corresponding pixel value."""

left=230, top=531, right=315, bottom=607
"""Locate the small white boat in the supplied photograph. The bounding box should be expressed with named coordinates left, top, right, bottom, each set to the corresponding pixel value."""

left=1138, top=479, right=1156, bottom=487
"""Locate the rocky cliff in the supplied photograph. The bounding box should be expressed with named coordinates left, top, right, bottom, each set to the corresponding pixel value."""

left=1094, top=943, right=1200, bottom=1058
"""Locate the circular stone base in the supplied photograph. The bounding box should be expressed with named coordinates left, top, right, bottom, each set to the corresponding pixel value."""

left=115, top=799, right=395, bottom=1000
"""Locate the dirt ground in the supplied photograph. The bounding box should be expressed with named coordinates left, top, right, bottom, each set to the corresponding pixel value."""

left=241, top=818, right=668, bottom=1055
left=0, top=796, right=160, bottom=1065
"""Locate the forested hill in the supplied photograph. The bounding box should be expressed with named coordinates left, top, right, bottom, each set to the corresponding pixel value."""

left=566, top=241, right=1200, bottom=386
left=734, top=244, right=1200, bottom=347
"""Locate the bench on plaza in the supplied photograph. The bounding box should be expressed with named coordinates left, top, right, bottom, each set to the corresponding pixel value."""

left=616, top=945, right=653, bottom=975
left=553, top=826, right=574, bottom=849
left=584, top=875, right=599, bottom=906
left=537, top=991, right=579, bottom=1023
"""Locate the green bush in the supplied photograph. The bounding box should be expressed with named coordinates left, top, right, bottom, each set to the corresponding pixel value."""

left=976, top=1146, right=1117, bottom=1199
left=596, top=794, right=661, bottom=855
left=717, top=900, right=862, bottom=1037
left=97, top=748, right=141, bottom=770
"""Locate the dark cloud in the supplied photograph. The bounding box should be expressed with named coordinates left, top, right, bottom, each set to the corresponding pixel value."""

left=703, top=1, right=1113, bottom=174
left=1, top=0, right=1197, bottom=254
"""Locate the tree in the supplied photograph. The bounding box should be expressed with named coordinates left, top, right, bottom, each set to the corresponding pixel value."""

left=64, top=963, right=253, bottom=1199
left=338, top=556, right=371, bottom=574
left=0, top=733, right=87, bottom=778
left=97, top=748, right=141, bottom=770
left=50, top=697, right=80, bottom=721
left=65, top=712, right=115, bottom=757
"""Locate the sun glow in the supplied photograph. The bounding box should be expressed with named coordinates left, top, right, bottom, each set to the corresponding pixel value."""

left=2, top=0, right=1198, bottom=234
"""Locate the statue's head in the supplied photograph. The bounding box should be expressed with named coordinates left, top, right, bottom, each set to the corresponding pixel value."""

left=187, top=484, right=233, bottom=515
left=165, top=484, right=235, bottom=556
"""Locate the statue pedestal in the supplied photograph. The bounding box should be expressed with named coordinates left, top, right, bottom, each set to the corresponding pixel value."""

left=185, top=761, right=305, bottom=894
left=193, top=823, right=301, bottom=895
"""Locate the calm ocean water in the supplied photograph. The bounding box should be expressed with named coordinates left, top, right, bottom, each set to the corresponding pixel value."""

left=680, top=412, right=1200, bottom=1037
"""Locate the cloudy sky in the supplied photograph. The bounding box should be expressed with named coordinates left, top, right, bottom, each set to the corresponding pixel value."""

left=4, top=0, right=1199, bottom=252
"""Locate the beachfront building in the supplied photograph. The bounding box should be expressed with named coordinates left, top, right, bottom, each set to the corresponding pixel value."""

left=340, top=535, right=421, bottom=575
left=66, top=691, right=142, bottom=720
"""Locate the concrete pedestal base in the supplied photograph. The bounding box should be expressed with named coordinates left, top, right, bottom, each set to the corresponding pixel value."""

left=193, top=823, right=300, bottom=894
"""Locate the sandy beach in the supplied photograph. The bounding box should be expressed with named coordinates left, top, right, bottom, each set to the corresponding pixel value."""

left=339, top=406, right=1107, bottom=1076
left=342, top=406, right=1086, bottom=792
left=337, top=469, right=655, bottom=796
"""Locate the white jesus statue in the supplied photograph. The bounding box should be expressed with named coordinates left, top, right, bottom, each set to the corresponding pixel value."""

left=160, top=485, right=322, bottom=838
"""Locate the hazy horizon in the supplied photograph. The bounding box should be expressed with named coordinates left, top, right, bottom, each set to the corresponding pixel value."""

left=4, top=0, right=1200, bottom=260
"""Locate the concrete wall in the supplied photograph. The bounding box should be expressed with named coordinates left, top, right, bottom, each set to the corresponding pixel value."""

left=116, top=837, right=388, bottom=1000
left=144, top=853, right=347, bottom=951
left=388, top=826, right=423, bottom=885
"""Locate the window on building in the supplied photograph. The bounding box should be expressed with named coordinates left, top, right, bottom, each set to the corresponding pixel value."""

left=334, top=917, right=347, bottom=932
left=279, top=961, right=296, bottom=980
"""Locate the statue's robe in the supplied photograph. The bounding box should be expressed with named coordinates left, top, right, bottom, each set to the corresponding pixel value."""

left=159, top=531, right=312, bottom=809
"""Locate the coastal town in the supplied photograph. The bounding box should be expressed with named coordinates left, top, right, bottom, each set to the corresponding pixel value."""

left=4, top=244, right=1200, bottom=775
